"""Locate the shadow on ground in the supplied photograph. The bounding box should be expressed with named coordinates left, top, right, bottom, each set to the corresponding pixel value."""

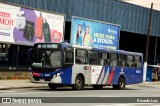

left=32, top=86, right=139, bottom=91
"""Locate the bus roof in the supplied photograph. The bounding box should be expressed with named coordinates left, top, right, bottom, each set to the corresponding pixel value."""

left=92, top=47, right=143, bottom=56
left=34, top=42, right=143, bottom=56
left=69, top=43, right=142, bottom=56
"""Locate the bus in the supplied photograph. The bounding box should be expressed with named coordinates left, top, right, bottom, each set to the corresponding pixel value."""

left=28, top=42, right=143, bottom=90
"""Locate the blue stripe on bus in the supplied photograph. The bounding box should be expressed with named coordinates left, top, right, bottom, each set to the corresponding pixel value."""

left=108, top=67, right=143, bottom=85
left=61, top=66, right=72, bottom=84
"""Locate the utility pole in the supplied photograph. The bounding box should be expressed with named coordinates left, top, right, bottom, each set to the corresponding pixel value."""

left=145, top=3, right=153, bottom=62
left=154, top=19, right=159, bottom=65
left=143, top=3, right=153, bottom=82
left=154, top=37, right=157, bottom=65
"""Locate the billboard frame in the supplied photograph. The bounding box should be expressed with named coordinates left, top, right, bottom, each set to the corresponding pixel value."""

left=0, top=1, right=66, bottom=46
left=70, top=16, right=121, bottom=50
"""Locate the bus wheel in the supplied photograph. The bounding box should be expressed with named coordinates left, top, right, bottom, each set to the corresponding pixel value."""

left=92, top=85, right=103, bottom=89
left=48, top=83, right=57, bottom=90
left=113, top=77, right=125, bottom=90
left=72, top=76, right=84, bottom=90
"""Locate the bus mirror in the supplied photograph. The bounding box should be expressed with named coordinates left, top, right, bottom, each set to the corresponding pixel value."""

left=64, top=52, right=66, bottom=64
left=27, top=49, right=33, bottom=65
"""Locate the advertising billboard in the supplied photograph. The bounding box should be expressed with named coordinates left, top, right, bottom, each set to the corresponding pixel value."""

left=70, top=16, right=120, bottom=50
left=0, top=3, right=65, bottom=45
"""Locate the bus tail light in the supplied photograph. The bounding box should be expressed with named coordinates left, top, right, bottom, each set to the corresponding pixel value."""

left=32, top=72, right=41, bottom=77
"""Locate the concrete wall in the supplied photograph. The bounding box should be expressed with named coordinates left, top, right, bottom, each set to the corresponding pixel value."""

left=0, top=71, right=30, bottom=79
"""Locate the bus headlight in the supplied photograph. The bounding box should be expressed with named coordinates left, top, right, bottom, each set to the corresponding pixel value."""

left=53, top=75, right=56, bottom=77
left=53, top=72, right=61, bottom=78
left=57, top=72, right=60, bottom=76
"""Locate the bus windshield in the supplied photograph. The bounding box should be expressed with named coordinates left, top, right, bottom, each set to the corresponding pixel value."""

left=29, top=49, right=62, bottom=68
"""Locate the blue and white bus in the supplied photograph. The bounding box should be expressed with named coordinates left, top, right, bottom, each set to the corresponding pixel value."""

left=28, top=42, right=143, bottom=90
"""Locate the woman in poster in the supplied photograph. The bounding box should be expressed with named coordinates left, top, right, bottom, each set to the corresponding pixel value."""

left=83, top=26, right=93, bottom=46
left=76, top=24, right=83, bottom=45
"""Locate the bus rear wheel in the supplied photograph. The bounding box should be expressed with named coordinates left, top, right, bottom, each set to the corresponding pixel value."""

left=48, top=83, right=57, bottom=90
left=92, top=85, right=103, bottom=89
left=72, top=76, right=84, bottom=90
left=112, top=77, right=125, bottom=90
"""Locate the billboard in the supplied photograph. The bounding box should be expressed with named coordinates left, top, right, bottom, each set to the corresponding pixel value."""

left=70, top=16, right=120, bottom=50
left=0, top=3, right=65, bottom=45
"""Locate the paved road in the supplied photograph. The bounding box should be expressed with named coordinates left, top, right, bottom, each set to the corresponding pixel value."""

left=0, top=85, right=160, bottom=106
left=0, top=85, right=160, bottom=97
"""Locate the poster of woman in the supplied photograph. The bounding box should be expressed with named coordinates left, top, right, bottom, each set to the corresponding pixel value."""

left=83, top=26, right=93, bottom=46
left=70, top=16, right=120, bottom=49
left=75, top=24, right=83, bottom=45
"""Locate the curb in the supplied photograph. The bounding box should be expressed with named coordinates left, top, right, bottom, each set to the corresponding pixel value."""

left=0, top=86, right=10, bottom=90
left=0, top=85, right=48, bottom=90
left=134, top=85, right=155, bottom=88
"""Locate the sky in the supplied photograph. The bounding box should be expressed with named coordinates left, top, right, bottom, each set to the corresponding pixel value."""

left=121, top=0, right=160, bottom=11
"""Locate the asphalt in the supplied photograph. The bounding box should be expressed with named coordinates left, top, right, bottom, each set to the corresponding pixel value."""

left=0, top=79, right=160, bottom=90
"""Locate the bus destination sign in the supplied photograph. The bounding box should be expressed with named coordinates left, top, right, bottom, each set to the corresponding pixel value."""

left=37, top=44, right=58, bottom=49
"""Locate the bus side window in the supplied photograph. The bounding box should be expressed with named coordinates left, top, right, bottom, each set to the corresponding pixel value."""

left=126, top=55, right=134, bottom=67
left=75, top=49, right=88, bottom=64
left=118, top=54, right=126, bottom=67
left=102, top=52, right=110, bottom=66
left=134, top=56, right=141, bottom=68
left=64, top=47, right=73, bottom=64
left=89, top=51, right=101, bottom=65
left=110, top=53, right=118, bottom=67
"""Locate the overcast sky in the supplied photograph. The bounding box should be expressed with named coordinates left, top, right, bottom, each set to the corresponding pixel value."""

left=122, top=0, right=160, bottom=11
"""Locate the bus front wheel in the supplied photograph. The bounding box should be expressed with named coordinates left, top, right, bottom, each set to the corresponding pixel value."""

left=72, top=76, right=84, bottom=90
left=112, top=77, right=125, bottom=90
left=48, top=83, right=57, bottom=90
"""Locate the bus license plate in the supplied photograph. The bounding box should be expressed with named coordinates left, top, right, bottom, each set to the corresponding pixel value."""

left=39, top=79, right=45, bottom=82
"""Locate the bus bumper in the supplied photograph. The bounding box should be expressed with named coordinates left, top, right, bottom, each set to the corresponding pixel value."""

left=31, top=75, right=62, bottom=84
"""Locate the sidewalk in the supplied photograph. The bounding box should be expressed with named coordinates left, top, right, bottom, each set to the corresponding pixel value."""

left=133, top=81, right=160, bottom=88
left=0, top=79, right=47, bottom=90
left=0, top=79, right=160, bottom=90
